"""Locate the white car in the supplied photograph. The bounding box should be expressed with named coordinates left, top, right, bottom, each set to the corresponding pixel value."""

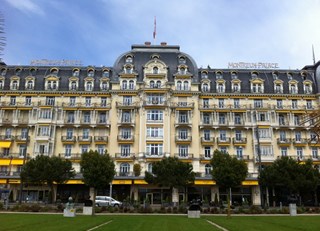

left=95, top=196, right=122, bottom=207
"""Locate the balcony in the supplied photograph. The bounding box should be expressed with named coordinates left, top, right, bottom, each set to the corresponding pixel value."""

left=174, top=153, right=194, bottom=161
left=199, top=118, right=213, bottom=127
left=143, top=100, right=167, bottom=107
left=146, top=135, right=163, bottom=141
left=116, top=171, right=134, bottom=177
left=277, top=138, right=292, bottom=146
left=15, top=136, right=30, bottom=143
left=0, top=152, right=29, bottom=159
left=35, top=134, right=51, bottom=141
left=171, top=102, right=194, bottom=109
left=309, top=138, right=320, bottom=146
left=115, top=153, right=135, bottom=160
left=292, top=138, right=308, bottom=146
left=59, top=153, right=82, bottom=160
left=175, top=118, right=192, bottom=126
left=116, top=102, right=139, bottom=109
left=200, top=154, right=212, bottom=160
left=94, top=136, right=108, bottom=144
left=175, top=136, right=192, bottom=143
left=144, top=152, right=165, bottom=159
left=230, top=154, right=251, bottom=161
left=61, top=136, right=77, bottom=143
left=233, top=138, right=247, bottom=145
left=78, top=136, right=92, bottom=144
left=0, top=135, right=14, bottom=141
left=117, top=135, right=134, bottom=143
left=201, top=137, right=215, bottom=144
left=217, top=137, right=231, bottom=145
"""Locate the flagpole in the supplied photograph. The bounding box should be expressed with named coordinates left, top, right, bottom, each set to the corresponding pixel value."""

left=312, top=45, right=316, bottom=64
left=153, top=16, right=156, bottom=45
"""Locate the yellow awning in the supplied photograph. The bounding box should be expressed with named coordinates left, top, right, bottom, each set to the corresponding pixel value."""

left=112, top=180, right=132, bottom=185
left=194, top=180, right=216, bottom=185
left=0, top=142, right=12, bottom=148
left=242, top=180, right=259, bottom=186
left=134, top=180, right=148, bottom=185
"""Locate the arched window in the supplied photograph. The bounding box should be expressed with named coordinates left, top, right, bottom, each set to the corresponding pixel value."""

left=177, top=81, right=182, bottom=90
left=233, top=83, right=240, bottom=92
left=120, top=163, right=130, bottom=176
left=150, top=80, right=155, bottom=88
left=290, top=84, right=297, bottom=94
left=305, top=84, right=312, bottom=94
left=102, top=70, right=109, bottom=77
left=201, top=72, right=208, bottom=79
left=86, top=81, right=93, bottom=91
left=101, top=81, right=108, bottom=90
left=73, top=70, right=79, bottom=77
left=275, top=84, right=282, bottom=93
left=88, top=70, right=94, bottom=77
left=27, top=80, right=33, bottom=90
left=70, top=81, right=77, bottom=90
left=126, top=56, right=133, bottom=63
left=217, top=83, right=224, bottom=93
left=125, top=66, right=132, bottom=74
left=0, top=80, right=4, bottom=89
left=156, top=80, right=161, bottom=88
left=129, top=80, right=134, bottom=90
left=180, top=67, right=186, bottom=75
left=205, top=164, right=212, bottom=175
left=153, top=67, right=159, bottom=74
left=48, top=80, right=57, bottom=90
left=202, top=83, right=209, bottom=92
left=122, top=80, right=127, bottom=89
left=183, top=81, right=189, bottom=90
left=11, top=80, right=18, bottom=90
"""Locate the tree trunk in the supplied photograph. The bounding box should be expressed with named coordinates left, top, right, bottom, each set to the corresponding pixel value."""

left=91, top=187, right=96, bottom=216
left=49, top=183, right=55, bottom=204
left=227, top=187, right=231, bottom=218
left=314, top=191, right=318, bottom=206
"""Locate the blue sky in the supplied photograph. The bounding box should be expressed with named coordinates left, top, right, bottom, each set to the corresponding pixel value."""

left=1, top=0, right=320, bottom=69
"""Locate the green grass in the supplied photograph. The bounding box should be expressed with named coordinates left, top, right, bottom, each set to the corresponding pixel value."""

left=207, top=216, right=320, bottom=231
left=1, top=214, right=320, bottom=231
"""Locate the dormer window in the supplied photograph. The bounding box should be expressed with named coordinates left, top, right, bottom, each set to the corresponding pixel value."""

left=179, top=67, right=186, bottom=75
left=128, top=80, right=134, bottom=90
left=101, top=81, right=108, bottom=91
left=11, top=80, right=19, bottom=90
left=287, top=73, right=293, bottom=80
left=47, top=80, right=57, bottom=90
left=30, top=68, right=36, bottom=76
left=251, top=72, right=258, bottom=79
left=88, top=70, right=94, bottom=77
left=217, top=83, right=225, bottom=93
left=0, top=80, right=4, bottom=89
left=272, top=72, right=278, bottom=80
left=50, top=68, right=58, bottom=75
left=304, top=84, right=312, bottom=94
left=15, top=68, right=22, bottom=76
left=85, top=81, right=93, bottom=91
left=290, top=84, right=297, bottom=94
left=122, top=80, right=127, bottom=90
left=202, top=83, right=209, bottom=92
left=275, top=84, right=282, bottom=93
left=70, top=81, right=77, bottom=90
left=72, top=69, right=79, bottom=77
left=149, top=80, right=161, bottom=88
left=232, top=83, right=240, bottom=92
left=1, top=69, right=6, bottom=76
left=216, top=72, right=223, bottom=79
left=26, top=80, right=34, bottom=90
left=301, top=72, right=307, bottom=80
left=102, top=70, right=109, bottom=77
left=153, top=67, right=159, bottom=74
left=179, top=56, right=186, bottom=64
left=201, top=72, right=208, bottom=79
left=177, top=81, right=182, bottom=90
left=183, top=81, right=189, bottom=90
left=231, top=72, right=238, bottom=79
left=126, top=56, right=133, bottom=63
left=252, top=83, right=263, bottom=93
left=125, top=66, right=133, bottom=74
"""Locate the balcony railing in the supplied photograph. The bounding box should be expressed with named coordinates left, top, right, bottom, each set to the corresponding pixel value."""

left=144, top=152, right=165, bottom=158
left=78, top=136, right=92, bottom=142
left=217, top=137, right=231, bottom=144
left=292, top=138, right=308, bottom=145
left=277, top=138, right=292, bottom=145
left=233, top=138, right=247, bottom=144
left=59, top=153, right=82, bottom=160
left=117, top=135, right=134, bottom=142
left=171, top=102, right=194, bottom=108
left=0, top=153, right=30, bottom=158
left=200, top=154, right=212, bottom=160
left=174, top=153, right=194, bottom=159
left=94, top=136, right=108, bottom=142
left=175, top=136, right=192, bottom=142
left=115, top=153, right=135, bottom=159
left=201, top=137, right=215, bottom=143
left=0, top=135, right=14, bottom=141
left=61, top=136, right=77, bottom=142
left=15, top=136, right=30, bottom=142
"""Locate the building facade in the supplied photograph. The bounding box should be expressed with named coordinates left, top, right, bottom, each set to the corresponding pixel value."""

left=0, top=43, right=320, bottom=205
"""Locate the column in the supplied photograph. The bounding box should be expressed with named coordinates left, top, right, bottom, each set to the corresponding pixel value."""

left=251, top=185, right=261, bottom=206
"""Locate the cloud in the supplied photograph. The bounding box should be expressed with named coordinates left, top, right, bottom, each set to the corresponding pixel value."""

left=5, top=0, right=45, bottom=16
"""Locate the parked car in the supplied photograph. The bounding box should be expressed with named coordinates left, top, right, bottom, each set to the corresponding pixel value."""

left=95, top=196, right=122, bottom=207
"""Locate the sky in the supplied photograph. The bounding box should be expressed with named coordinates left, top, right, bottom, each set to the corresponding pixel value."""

left=1, top=0, right=320, bottom=69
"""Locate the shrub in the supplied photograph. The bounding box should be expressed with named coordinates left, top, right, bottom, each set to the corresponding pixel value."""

left=210, top=207, right=220, bottom=214
left=248, top=205, right=263, bottom=214
left=95, top=207, right=102, bottom=213
left=29, top=204, right=41, bottom=212
left=0, top=202, right=3, bottom=210
left=166, top=207, right=172, bottom=213
left=280, top=207, right=289, bottom=214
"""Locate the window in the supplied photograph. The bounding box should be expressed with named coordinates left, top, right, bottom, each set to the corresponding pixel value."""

left=216, top=72, right=223, bottom=79
left=147, top=163, right=153, bottom=173
left=123, top=96, right=132, bottom=105
left=178, top=128, right=188, bottom=139
left=88, top=70, right=94, bottom=77
left=120, top=163, right=130, bottom=176
left=203, top=130, right=211, bottom=141
left=46, top=96, right=55, bottom=106
left=220, top=147, right=227, bottom=154
left=183, top=81, right=189, bottom=90
left=146, top=143, right=163, bottom=156
left=5, top=128, right=12, bottom=139
left=26, top=80, right=33, bottom=90
left=121, top=111, right=131, bottom=123
left=234, top=99, right=240, bottom=108
left=47, top=80, right=57, bottom=90
left=129, top=80, right=134, bottom=89
left=83, top=112, right=91, bottom=123
left=256, top=128, right=271, bottom=139
left=312, top=147, right=318, bottom=158
left=201, top=72, right=208, bottom=78
left=236, top=147, right=243, bottom=158
left=86, top=81, right=93, bottom=91
left=203, top=113, right=210, bottom=124
left=178, top=145, right=189, bottom=157
left=65, top=145, right=72, bottom=157
left=70, top=81, right=77, bottom=90
left=202, top=83, right=209, bottom=92
left=205, top=164, right=212, bottom=175
left=126, top=56, right=133, bottom=63
left=257, top=112, right=268, bottom=122
left=121, top=145, right=131, bottom=156
left=40, top=109, right=52, bottom=119
left=232, top=83, right=240, bottom=92
left=279, top=131, right=286, bottom=141
left=19, top=145, right=27, bottom=157
left=10, top=96, right=16, bottom=105
left=275, top=84, right=282, bottom=93
left=304, top=84, right=312, bottom=94
left=296, top=147, right=303, bottom=159
left=147, top=110, right=163, bottom=122
left=66, top=128, right=73, bottom=139
left=176, top=81, right=182, bottom=90
left=125, top=66, right=132, bottom=74
left=147, top=94, right=163, bottom=105
left=306, top=100, right=313, bottom=109
left=217, top=83, right=224, bottom=93
left=73, top=69, right=79, bottom=77
left=101, top=97, right=107, bottom=107
left=153, top=67, right=159, bottom=74
left=257, top=145, right=273, bottom=157
left=235, top=130, right=242, bottom=141
left=294, top=115, right=300, bottom=126
left=180, top=67, right=186, bottom=75
left=25, top=96, right=32, bottom=106
left=37, top=126, right=50, bottom=136
left=69, top=96, right=76, bottom=106
left=203, top=99, right=209, bottom=108
left=218, top=99, right=224, bottom=108
left=121, top=128, right=131, bottom=139
left=11, top=80, right=19, bottom=90
left=103, top=70, right=109, bottom=77
left=219, top=130, right=226, bottom=141
left=101, top=81, right=108, bottom=90
left=254, top=99, right=263, bottom=108
left=82, top=128, right=90, bottom=139
left=122, top=80, right=128, bottom=89
left=295, top=131, right=301, bottom=141
left=234, top=114, right=241, bottom=125
left=0, top=80, right=3, bottom=89
left=178, top=111, right=188, bottom=123
left=281, top=147, right=287, bottom=157
left=290, top=84, right=297, bottom=94
left=252, top=83, right=263, bottom=93
left=85, top=97, right=91, bottom=107
left=276, top=99, right=283, bottom=109
left=98, top=112, right=107, bottom=123
left=147, top=127, right=163, bottom=138
left=219, top=113, right=226, bottom=125
left=67, top=111, right=75, bottom=123
left=97, top=145, right=105, bottom=155
left=204, top=146, right=211, bottom=158
left=81, top=145, right=89, bottom=154
left=292, top=99, right=298, bottom=109
left=21, top=128, right=28, bottom=139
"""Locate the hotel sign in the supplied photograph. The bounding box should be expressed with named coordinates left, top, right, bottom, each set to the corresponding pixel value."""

left=228, top=62, right=279, bottom=69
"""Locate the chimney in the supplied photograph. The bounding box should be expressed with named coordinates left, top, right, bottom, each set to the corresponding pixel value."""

left=160, top=42, right=167, bottom=46
left=145, top=41, right=151, bottom=46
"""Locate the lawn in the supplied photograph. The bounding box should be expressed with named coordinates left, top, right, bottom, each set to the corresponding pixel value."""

left=0, top=214, right=320, bottom=231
